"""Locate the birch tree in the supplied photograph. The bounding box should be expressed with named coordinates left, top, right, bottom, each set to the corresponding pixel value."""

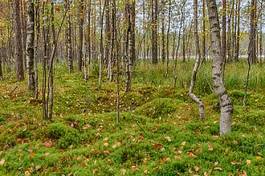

left=26, top=0, right=35, bottom=91
left=206, top=0, right=233, bottom=135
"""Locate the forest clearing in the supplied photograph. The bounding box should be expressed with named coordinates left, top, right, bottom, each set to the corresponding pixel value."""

left=0, top=0, right=265, bottom=175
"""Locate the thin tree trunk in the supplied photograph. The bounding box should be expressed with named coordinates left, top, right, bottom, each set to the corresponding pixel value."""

left=221, top=0, right=226, bottom=63
left=161, top=1, right=166, bottom=64
left=99, top=0, right=106, bottom=88
left=227, top=0, right=234, bottom=62
left=259, top=1, right=263, bottom=62
left=202, top=0, right=206, bottom=61
left=46, top=4, right=69, bottom=120
left=26, top=0, right=35, bottom=91
left=189, top=0, right=205, bottom=119
left=194, top=0, right=201, bottom=62
left=83, top=0, right=91, bottom=81
left=151, top=0, right=158, bottom=64
left=65, top=0, right=73, bottom=73
left=248, top=0, right=257, bottom=64
left=42, top=1, right=49, bottom=119
left=14, top=0, right=24, bottom=81
left=206, top=0, right=233, bottom=135
left=173, top=2, right=185, bottom=87
left=182, top=27, right=186, bottom=62
left=234, top=0, right=241, bottom=61
left=105, top=0, right=111, bottom=79
left=166, top=0, right=171, bottom=76
left=78, top=0, right=84, bottom=71
left=34, top=0, right=40, bottom=99
left=130, top=0, right=136, bottom=65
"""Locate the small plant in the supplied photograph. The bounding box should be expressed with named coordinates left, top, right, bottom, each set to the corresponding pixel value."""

left=47, top=122, right=81, bottom=148
left=47, top=123, right=69, bottom=139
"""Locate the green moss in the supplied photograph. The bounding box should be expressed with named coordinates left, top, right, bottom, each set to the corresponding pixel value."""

left=135, top=98, right=181, bottom=119
left=1, top=62, right=265, bottom=175
left=47, top=122, right=82, bottom=149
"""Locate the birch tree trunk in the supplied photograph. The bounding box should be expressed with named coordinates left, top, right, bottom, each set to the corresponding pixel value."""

left=234, top=0, right=241, bottom=61
left=188, top=0, right=205, bottom=119
left=26, top=0, right=35, bottom=91
left=202, top=0, right=206, bottom=61
left=206, top=0, right=233, bottom=135
left=34, top=0, right=40, bottom=99
left=221, top=0, right=226, bottom=62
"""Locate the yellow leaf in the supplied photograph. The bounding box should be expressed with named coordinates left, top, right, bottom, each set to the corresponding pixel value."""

left=246, top=160, right=251, bottom=165
left=0, top=159, right=5, bottom=166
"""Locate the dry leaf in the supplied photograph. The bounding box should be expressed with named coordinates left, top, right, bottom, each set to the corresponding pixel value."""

left=103, top=142, right=109, bottom=147
left=181, top=141, right=186, bottom=146
left=214, top=167, right=223, bottom=171
left=246, top=160, right=251, bottom=165
left=241, top=170, right=247, bottom=176
left=43, top=140, right=53, bottom=148
left=208, top=144, right=213, bottom=151
left=165, top=136, right=172, bottom=142
left=131, top=165, right=138, bottom=171
left=0, top=159, right=5, bottom=166
left=152, top=143, right=164, bottom=151
left=187, top=151, right=196, bottom=158
left=24, top=171, right=31, bottom=176
left=194, top=166, right=200, bottom=172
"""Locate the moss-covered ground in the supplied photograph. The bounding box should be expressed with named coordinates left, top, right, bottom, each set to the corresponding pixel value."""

left=0, top=62, right=264, bottom=175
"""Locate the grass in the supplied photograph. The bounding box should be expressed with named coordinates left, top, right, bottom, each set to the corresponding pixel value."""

left=0, top=61, right=264, bottom=175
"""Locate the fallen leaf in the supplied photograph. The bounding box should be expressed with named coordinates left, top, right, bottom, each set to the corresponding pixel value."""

left=241, top=170, right=247, bottom=176
left=246, top=160, right=251, bottom=165
left=231, top=160, right=241, bottom=165
left=187, top=151, right=196, bottom=158
left=112, top=142, right=122, bottom=149
left=214, top=167, right=223, bottom=171
left=131, top=165, right=138, bottom=171
left=152, top=143, right=164, bottom=151
left=165, top=136, right=172, bottom=142
left=0, top=159, right=5, bottom=166
left=25, top=171, right=31, bottom=176
left=43, top=140, right=53, bottom=148
left=181, top=141, right=186, bottom=146
left=194, top=166, right=200, bottom=172
left=208, top=144, right=213, bottom=151
left=103, top=142, right=109, bottom=147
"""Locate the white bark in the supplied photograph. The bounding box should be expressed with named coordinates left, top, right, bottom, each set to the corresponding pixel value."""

left=206, top=0, right=233, bottom=135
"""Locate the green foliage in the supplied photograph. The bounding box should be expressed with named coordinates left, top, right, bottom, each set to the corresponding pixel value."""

left=16, top=128, right=32, bottom=139
left=135, top=98, right=181, bottom=119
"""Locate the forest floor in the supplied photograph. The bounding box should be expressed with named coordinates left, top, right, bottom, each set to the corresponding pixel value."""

left=0, top=62, right=265, bottom=175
